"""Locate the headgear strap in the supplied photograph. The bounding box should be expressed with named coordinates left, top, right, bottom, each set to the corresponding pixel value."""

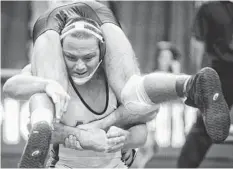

left=60, top=21, right=104, bottom=42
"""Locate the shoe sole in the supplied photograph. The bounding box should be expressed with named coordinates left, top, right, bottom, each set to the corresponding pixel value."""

left=19, top=122, right=52, bottom=168
left=198, top=67, right=230, bottom=143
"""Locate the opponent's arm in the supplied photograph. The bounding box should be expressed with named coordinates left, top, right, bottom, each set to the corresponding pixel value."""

left=52, top=122, right=125, bottom=153
left=106, top=124, right=147, bottom=151
left=62, top=121, right=147, bottom=152
left=3, top=65, right=47, bottom=100
left=3, top=64, right=69, bottom=103
left=81, top=104, right=158, bottom=131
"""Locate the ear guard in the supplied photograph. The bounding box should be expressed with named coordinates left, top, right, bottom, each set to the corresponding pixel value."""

left=60, top=17, right=106, bottom=60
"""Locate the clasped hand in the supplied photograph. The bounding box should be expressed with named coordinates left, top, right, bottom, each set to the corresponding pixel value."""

left=64, top=126, right=129, bottom=153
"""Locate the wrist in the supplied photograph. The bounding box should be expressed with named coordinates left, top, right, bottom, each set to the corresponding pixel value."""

left=65, top=125, right=81, bottom=142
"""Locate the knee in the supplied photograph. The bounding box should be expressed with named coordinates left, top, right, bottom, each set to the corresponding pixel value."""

left=144, top=109, right=159, bottom=122
left=121, top=75, right=157, bottom=113
left=29, top=93, right=54, bottom=112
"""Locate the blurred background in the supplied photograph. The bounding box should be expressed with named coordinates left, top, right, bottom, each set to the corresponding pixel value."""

left=1, top=0, right=233, bottom=168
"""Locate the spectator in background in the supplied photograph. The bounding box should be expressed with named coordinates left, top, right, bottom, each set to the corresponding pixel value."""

left=177, top=1, right=233, bottom=168
left=155, top=41, right=182, bottom=74
left=155, top=41, right=186, bottom=149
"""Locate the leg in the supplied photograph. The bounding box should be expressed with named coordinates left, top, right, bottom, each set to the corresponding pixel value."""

left=31, top=30, right=68, bottom=120
left=31, top=31, right=68, bottom=88
left=101, top=24, right=140, bottom=101
left=19, top=31, right=68, bottom=168
left=19, top=93, right=54, bottom=168
left=177, top=113, right=212, bottom=168
left=121, top=68, right=230, bottom=142
left=144, top=72, right=189, bottom=104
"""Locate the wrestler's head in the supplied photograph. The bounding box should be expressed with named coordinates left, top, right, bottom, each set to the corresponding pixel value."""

left=60, top=18, right=104, bottom=85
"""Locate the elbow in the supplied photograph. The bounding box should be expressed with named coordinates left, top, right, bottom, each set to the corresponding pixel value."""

left=3, top=80, right=14, bottom=97
left=143, top=107, right=159, bottom=123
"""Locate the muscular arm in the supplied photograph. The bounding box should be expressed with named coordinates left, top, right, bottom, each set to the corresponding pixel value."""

left=3, top=66, right=49, bottom=100
left=82, top=104, right=157, bottom=150
left=86, top=104, right=158, bottom=131
left=52, top=122, right=110, bottom=152
left=51, top=123, right=79, bottom=144
left=3, top=64, right=68, bottom=103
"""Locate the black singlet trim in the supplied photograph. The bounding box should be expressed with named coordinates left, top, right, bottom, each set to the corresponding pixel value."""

left=68, top=69, right=109, bottom=115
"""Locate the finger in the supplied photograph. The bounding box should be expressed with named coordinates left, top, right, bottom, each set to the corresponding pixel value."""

left=70, top=135, right=77, bottom=147
left=65, top=93, right=71, bottom=100
left=108, top=136, right=126, bottom=145
left=65, top=138, right=70, bottom=147
left=60, top=97, right=66, bottom=113
left=68, top=135, right=74, bottom=146
left=108, top=143, right=124, bottom=153
left=107, top=131, right=123, bottom=138
left=55, top=101, right=61, bottom=120
left=51, top=94, right=59, bottom=104
left=63, top=97, right=69, bottom=112
left=75, top=141, right=82, bottom=150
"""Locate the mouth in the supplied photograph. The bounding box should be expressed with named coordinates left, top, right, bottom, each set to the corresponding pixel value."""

left=73, top=71, right=88, bottom=78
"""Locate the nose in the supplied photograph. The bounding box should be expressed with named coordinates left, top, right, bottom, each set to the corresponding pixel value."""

left=74, top=59, right=86, bottom=72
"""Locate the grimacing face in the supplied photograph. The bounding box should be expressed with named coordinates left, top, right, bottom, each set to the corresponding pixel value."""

left=62, top=35, right=100, bottom=79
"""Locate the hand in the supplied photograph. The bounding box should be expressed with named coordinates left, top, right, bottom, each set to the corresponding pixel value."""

left=121, top=149, right=137, bottom=167
left=77, top=127, right=110, bottom=152
left=45, top=80, right=70, bottom=120
left=64, top=135, right=83, bottom=150
left=106, top=126, right=128, bottom=152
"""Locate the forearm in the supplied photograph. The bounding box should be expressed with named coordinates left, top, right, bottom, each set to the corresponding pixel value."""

left=32, top=30, right=68, bottom=90
left=51, top=123, right=108, bottom=152
left=123, top=124, right=147, bottom=150
left=96, top=105, right=157, bottom=131
left=51, top=123, right=81, bottom=144
left=3, top=75, right=48, bottom=100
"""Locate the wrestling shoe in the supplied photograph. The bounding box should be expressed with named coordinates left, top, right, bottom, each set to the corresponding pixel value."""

left=185, top=67, right=230, bottom=143
left=19, top=121, right=52, bottom=168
